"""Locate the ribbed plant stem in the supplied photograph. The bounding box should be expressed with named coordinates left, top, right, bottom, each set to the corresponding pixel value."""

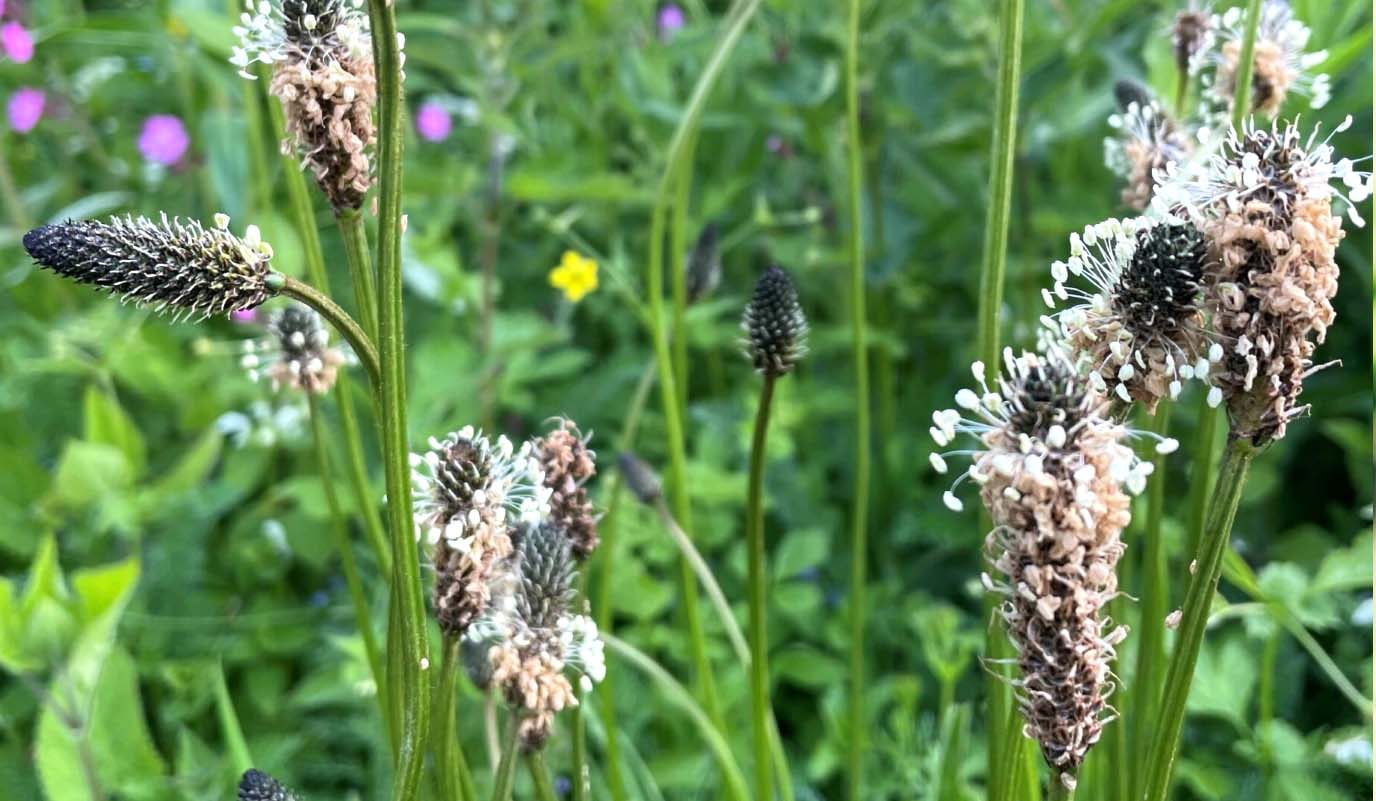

left=436, top=636, right=478, bottom=801
left=1049, top=775, right=1076, bottom=801
left=306, top=394, right=385, bottom=706
left=842, top=2, right=872, bottom=799
left=490, top=715, right=521, bottom=801
left=366, top=2, right=431, bottom=799
left=571, top=700, right=588, bottom=801
left=669, top=135, right=697, bottom=416
left=528, top=752, right=561, bottom=801
left=1140, top=438, right=1256, bottom=801
left=1231, top=0, right=1264, bottom=130
left=745, top=375, right=777, bottom=801
left=644, top=0, right=761, bottom=727
left=1129, top=404, right=1172, bottom=797
left=976, top=0, right=1025, bottom=796
left=337, top=209, right=379, bottom=340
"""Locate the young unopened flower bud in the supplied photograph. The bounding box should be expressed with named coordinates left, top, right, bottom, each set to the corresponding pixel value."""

left=242, top=304, right=350, bottom=394
left=471, top=522, right=605, bottom=752
left=412, top=426, right=550, bottom=636
left=685, top=222, right=722, bottom=304
left=238, top=769, right=297, bottom=801
left=742, top=264, right=808, bottom=377
left=535, top=418, right=599, bottom=560
left=1207, top=0, right=1329, bottom=116
left=1104, top=88, right=1192, bottom=211
left=617, top=452, right=662, bottom=506
left=1043, top=217, right=1213, bottom=412
left=233, top=0, right=376, bottom=209
left=23, top=214, right=277, bottom=319
left=931, top=348, right=1165, bottom=786
left=1176, top=117, right=1370, bottom=444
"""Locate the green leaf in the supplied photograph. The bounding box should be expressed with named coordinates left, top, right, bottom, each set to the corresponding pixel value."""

left=49, top=442, right=133, bottom=510
left=772, top=527, right=829, bottom=580
left=1311, top=530, right=1373, bottom=595
left=82, top=385, right=147, bottom=478
left=774, top=646, right=846, bottom=689
left=1186, top=633, right=1258, bottom=729
left=147, top=427, right=223, bottom=497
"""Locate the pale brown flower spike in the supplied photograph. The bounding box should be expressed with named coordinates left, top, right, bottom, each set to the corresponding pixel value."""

left=534, top=418, right=599, bottom=560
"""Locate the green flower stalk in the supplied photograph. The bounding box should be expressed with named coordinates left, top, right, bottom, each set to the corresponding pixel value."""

left=24, top=214, right=275, bottom=319
left=741, top=264, right=807, bottom=801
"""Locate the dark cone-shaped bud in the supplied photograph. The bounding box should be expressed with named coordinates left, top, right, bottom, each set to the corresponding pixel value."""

left=24, top=215, right=275, bottom=318
left=685, top=222, right=721, bottom=304
left=512, top=522, right=578, bottom=632
left=281, top=0, right=346, bottom=42
left=536, top=419, right=599, bottom=560
left=742, top=264, right=808, bottom=377
left=238, top=769, right=297, bottom=801
left=1113, top=79, right=1155, bottom=112
left=618, top=452, right=662, bottom=506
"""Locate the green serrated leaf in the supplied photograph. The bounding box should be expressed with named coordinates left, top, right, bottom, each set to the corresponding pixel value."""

left=82, top=385, right=148, bottom=478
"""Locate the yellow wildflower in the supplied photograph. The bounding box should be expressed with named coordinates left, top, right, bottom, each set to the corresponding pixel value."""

left=549, top=250, right=599, bottom=303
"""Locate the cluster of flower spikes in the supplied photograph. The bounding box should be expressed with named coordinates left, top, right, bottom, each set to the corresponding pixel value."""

left=1104, top=81, right=1194, bottom=211
left=1042, top=215, right=1219, bottom=414
left=1163, top=115, right=1371, bottom=445
left=22, top=213, right=276, bottom=320
left=929, top=348, right=1172, bottom=789
left=410, top=426, right=550, bottom=638
left=534, top=418, right=600, bottom=560
left=241, top=304, right=349, bottom=394
left=471, top=521, right=606, bottom=751
left=1204, top=0, right=1330, bottom=117
left=233, top=0, right=377, bottom=210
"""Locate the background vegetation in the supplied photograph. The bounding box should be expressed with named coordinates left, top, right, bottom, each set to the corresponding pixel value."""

left=0, top=1, right=1370, bottom=800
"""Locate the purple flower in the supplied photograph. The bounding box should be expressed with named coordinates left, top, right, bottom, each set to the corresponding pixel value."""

left=231, top=308, right=260, bottom=324
left=657, top=4, right=684, bottom=39
left=2, top=21, right=33, bottom=63
left=415, top=101, right=451, bottom=142
left=138, top=114, right=189, bottom=166
left=7, top=88, right=43, bottom=133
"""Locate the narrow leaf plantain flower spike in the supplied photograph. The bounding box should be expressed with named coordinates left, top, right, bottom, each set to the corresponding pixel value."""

left=929, top=347, right=1162, bottom=788
left=1172, top=2, right=1213, bottom=78
left=23, top=213, right=279, bottom=320
left=534, top=418, right=599, bottom=560
left=1205, top=0, right=1329, bottom=117
left=470, top=521, right=606, bottom=752
left=232, top=0, right=376, bottom=210
left=617, top=451, right=663, bottom=506
left=241, top=304, right=352, bottom=394
left=742, top=264, right=808, bottom=377
left=1164, top=116, right=1372, bottom=445
left=1104, top=82, right=1194, bottom=211
left=412, top=426, right=551, bottom=637
left=685, top=221, right=722, bottom=304
left=238, top=769, right=298, bottom=801
left=1041, top=216, right=1215, bottom=413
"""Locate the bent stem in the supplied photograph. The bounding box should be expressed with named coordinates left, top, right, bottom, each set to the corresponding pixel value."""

left=842, top=0, right=872, bottom=799
left=277, top=275, right=380, bottom=388
left=306, top=394, right=386, bottom=707
left=1140, top=437, right=1256, bottom=801
left=745, top=375, right=778, bottom=801
left=436, top=636, right=478, bottom=801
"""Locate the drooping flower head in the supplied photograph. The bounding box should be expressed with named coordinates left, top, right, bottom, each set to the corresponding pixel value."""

left=23, top=213, right=278, bottom=319
left=742, top=264, right=808, bottom=378
left=534, top=418, right=599, bottom=560
left=929, top=348, right=1169, bottom=788
left=1167, top=116, right=1371, bottom=444
left=472, top=521, right=606, bottom=751
left=1205, top=0, right=1329, bottom=117
left=232, top=0, right=376, bottom=210
left=238, top=769, right=298, bottom=801
left=241, top=304, right=350, bottom=394
left=1104, top=82, right=1194, bottom=211
left=412, top=426, right=550, bottom=636
left=1042, top=216, right=1218, bottom=412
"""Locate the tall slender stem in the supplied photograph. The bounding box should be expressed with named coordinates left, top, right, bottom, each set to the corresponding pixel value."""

left=842, top=1, right=873, bottom=798
left=669, top=135, right=697, bottom=416
left=1048, top=775, right=1077, bottom=801
left=490, top=714, right=520, bottom=801
left=1129, top=404, right=1172, bottom=797
left=976, top=0, right=1025, bottom=795
left=571, top=700, right=589, bottom=801
left=436, top=636, right=478, bottom=801
left=1231, top=0, right=1264, bottom=130
left=643, top=0, right=762, bottom=725
left=278, top=275, right=380, bottom=388
left=1184, top=399, right=1220, bottom=559
left=1139, top=438, right=1257, bottom=801
left=527, top=752, right=561, bottom=801
left=745, top=376, right=778, bottom=801
left=366, top=2, right=432, bottom=799
left=307, top=394, right=386, bottom=703
left=337, top=209, right=379, bottom=340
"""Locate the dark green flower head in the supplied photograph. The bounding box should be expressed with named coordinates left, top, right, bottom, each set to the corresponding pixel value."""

left=742, top=264, right=808, bottom=378
left=23, top=214, right=276, bottom=319
left=238, top=769, right=297, bottom=801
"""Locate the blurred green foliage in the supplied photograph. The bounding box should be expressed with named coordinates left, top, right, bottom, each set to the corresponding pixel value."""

left=0, top=0, right=1370, bottom=800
